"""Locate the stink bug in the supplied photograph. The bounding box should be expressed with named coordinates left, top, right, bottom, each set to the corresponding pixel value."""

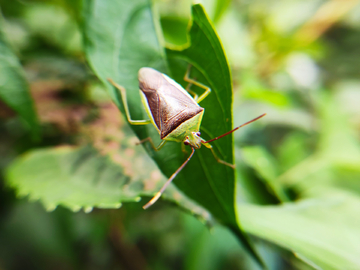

left=108, top=67, right=265, bottom=209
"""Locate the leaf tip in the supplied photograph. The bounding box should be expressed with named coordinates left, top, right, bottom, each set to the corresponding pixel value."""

left=114, top=203, right=122, bottom=208
left=45, top=203, right=57, bottom=212
left=84, top=206, right=93, bottom=213
left=70, top=205, right=82, bottom=212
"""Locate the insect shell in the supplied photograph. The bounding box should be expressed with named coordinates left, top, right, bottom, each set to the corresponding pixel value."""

left=138, top=67, right=206, bottom=149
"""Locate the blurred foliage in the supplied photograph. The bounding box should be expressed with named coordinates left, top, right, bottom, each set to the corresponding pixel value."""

left=1, top=0, right=360, bottom=269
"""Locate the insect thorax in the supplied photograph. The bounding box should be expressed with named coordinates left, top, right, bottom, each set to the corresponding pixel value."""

left=162, top=110, right=204, bottom=148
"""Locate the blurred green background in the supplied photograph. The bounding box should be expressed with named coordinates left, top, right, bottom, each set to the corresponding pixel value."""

left=1, top=0, right=360, bottom=269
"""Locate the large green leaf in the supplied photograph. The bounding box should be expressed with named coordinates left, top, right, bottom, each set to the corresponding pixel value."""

left=5, top=145, right=211, bottom=222
left=6, top=146, right=138, bottom=212
left=237, top=190, right=360, bottom=270
left=0, top=14, right=39, bottom=136
left=165, top=5, right=235, bottom=225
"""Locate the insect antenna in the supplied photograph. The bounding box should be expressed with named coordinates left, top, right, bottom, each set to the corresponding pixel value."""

left=143, top=147, right=196, bottom=209
left=204, top=113, right=266, bottom=144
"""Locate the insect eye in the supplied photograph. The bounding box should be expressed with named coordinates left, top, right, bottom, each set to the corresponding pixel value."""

left=184, top=137, right=190, bottom=145
left=196, top=132, right=201, bottom=136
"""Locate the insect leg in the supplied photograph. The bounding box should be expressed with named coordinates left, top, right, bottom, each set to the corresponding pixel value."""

left=183, top=65, right=211, bottom=104
left=143, top=147, right=195, bottom=209
left=202, top=142, right=235, bottom=169
left=136, top=137, right=167, bottom=151
left=181, top=143, right=188, bottom=154
left=185, top=82, right=199, bottom=101
left=107, top=78, right=152, bottom=125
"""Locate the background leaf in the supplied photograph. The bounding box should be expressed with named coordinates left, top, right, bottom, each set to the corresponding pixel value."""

left=242, top=146, right=288, bottom=202
left=213, top=0, right=231, bottom=23
left=6, top=144, right=212, bottom=222
left=0, top=13, right=39, bottom=136
left=6, top=146, right=137, bottom=212
left=237, top=190, right=360, bottom=270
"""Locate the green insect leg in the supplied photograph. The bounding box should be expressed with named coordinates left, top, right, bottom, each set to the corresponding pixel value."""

left=183, top=65, right=211, bottom=104
left=107, top=78, right=152, bottom=125
left=202, top=142, right=235, bottom=169
left=136, top=138, right=167, bottom=151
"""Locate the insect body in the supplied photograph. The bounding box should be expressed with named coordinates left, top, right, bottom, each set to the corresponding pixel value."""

left=108, top=67, right=265, bottom=209
left=138, top=67, right=205, bottom=149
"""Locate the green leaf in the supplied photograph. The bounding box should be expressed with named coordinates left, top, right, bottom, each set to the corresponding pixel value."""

left=165, top=4, right=235, bottom=224
left=237, top=191, right=360, bottom=270
left=317, top=92, right=360, bottom=167
left=6, top=146, right=140, bottom=212
left=213, top=0, right=231, bottom=23
left=242, top=146, right=289, bottom=202
left=0, top=14, right=39, bottom=136
left=5, top=145, right=212, bottom=222
left=240, top=71, right=290, bottom=107
left=278, top=92, right=360, bottom=191
left=160, top=16, right=189, bottom=46
left=277, top=132, right=310, bottom=172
